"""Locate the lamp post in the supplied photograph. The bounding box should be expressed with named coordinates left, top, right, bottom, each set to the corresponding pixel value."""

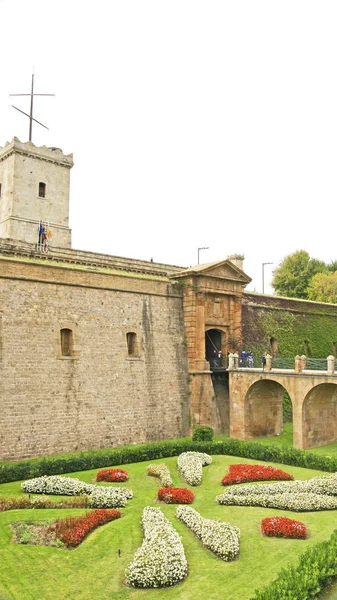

left=198, top=247, right=209, bottom=264
left=262, top=262, right=273, bottom=294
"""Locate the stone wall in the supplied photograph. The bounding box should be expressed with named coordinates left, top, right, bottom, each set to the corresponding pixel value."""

left=0, top=256, right=190, bottom=460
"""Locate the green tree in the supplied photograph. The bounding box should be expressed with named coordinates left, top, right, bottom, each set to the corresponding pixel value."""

left=307, top=271, right=337, bottom=303
left=327, top=259, right=337, bottom=272
left=272, top=250, right=327, bottom=299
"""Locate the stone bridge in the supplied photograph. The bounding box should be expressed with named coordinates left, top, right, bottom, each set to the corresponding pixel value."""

left=228, top=355, right=337, bottom=449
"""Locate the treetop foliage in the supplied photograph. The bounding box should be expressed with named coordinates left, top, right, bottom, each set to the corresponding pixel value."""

left=307, top=271, right=337, bottom=304
left=272, top=250, right=337, bottom=302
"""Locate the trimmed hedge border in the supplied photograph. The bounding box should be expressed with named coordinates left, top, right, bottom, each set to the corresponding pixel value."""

left=2, top=438, right=337, bottom=484
left=250, top=530, right=337, bottom=600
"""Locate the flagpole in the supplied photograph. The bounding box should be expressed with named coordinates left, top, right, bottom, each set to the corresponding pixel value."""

left=29, top=74, right=34, bottom=142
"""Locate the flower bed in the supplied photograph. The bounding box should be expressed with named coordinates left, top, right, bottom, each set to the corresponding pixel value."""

left=218, top=472, right=337, bottom=497
left=146, top=464, right=172, bottom=487
left=177, top=452, right=212, bottom=486
left=216, top=491, right=337, bottom=511
left=0, top=495, right=90, bottom=512
left=221, top=464, right=294, bottom=485
left=96, top=468, right=128, bottom=482
left=21, top=475, right=133, bottom=508
left=158, top=488, right=194, bottom=504
left=22, top=475, right=94, bottom=496
left=89, top=487, right=130, bottom=508
left=176, top=506, right=240, bottom=561
left=261, top=516, right=307, bottom=539
left=125, top=506, right=188, bottom=588
left=50, top=509, right=122, bottom=548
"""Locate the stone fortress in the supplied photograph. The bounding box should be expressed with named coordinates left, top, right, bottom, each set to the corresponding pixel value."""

left=1, top=137, right=337, bottom=461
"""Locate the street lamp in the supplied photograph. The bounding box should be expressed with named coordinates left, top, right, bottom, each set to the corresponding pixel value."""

left=262, top=262, right=273, bottom=294
left=198, top=247, right=209, bottom=264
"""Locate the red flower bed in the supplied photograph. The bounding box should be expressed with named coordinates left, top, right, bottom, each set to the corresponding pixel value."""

left=96, top=468, right=129, bottom=482
left=221, top=464, right=294, bottom=485
left=158, top=488, right=194, bottom=504
left=51, top=509, right=122, bottom=548
left=261, top=516, right=307, bottom=539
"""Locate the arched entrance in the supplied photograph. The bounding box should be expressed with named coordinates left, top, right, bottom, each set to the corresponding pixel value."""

left=244, top=380, right=291, bottom=438
left=302, top=383, right=337, bottom=449
left=205, top=328, right=224, bottom=369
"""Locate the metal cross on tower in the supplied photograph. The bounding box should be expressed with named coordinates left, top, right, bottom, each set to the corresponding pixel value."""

left=9, top=73, right=55, bottom=142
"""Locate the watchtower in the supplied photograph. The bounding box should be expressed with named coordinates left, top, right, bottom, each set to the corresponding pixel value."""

left=0, top=137, right=73, bottom=248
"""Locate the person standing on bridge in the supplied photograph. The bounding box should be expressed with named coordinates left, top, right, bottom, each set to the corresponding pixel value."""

left=241, top=350, right=247, bottom=367
left=261, top=353, right=266, bottom=370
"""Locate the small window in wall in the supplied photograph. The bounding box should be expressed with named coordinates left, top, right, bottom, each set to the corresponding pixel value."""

left=270, top=337, right=279, bottom=356
left=38, top=182, right=46, bottom=198
left=0, top=183, right=2, bottom=197
left=60, top=328, right=73, bottom=356
left=126, top=332, right=137, bottom=356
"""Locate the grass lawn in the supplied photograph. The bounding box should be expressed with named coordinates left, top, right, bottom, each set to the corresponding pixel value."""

left=215, top=423, right=337, bottom=459
left=0, top=454, right=336, bottom=600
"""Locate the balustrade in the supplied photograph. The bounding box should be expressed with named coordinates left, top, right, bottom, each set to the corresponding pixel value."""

left=227, top=353, right=336, bottom=374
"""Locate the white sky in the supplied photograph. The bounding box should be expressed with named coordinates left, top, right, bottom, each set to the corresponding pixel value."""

left=1, top=0, right=337, bottom=294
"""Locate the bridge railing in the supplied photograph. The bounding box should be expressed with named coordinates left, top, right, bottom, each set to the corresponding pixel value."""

left=272, top=358, right=334, bottom=371
left=228, top=353, right=337, bottom=374
left=271, top=358, right=294, bottom=370
left=305, top=358, right=330, bottom=371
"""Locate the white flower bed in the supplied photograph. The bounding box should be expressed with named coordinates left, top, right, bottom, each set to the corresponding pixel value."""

left=177, top=452, right=212, bottom=486
left=216, top=491, right=337, bottom=511
left=221, top=473, right=337, bottom=497
left=146, top=464, right=173, bottom=487
left=22, top=475, right=95, bottom=496
left=125, top=507, right=188, bottom=588
left=89, top=487, right=127, bottom=508
left=21, top=475, right=133, bottom=508
left=176, top=506, right=240, bottom=561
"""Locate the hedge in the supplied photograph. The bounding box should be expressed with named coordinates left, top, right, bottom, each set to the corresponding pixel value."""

left=192, top=426, right=214, bottom=442
left=2, top=437, right=337, bottom=484
left=250, top=530, right=337, bottom=599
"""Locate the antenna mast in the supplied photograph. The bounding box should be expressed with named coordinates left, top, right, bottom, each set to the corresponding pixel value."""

left=9, top=73, right=55, bottom=142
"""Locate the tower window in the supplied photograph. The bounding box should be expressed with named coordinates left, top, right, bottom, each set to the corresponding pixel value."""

left=0, top=183, right=2, bottom=197
left=126, top=332, right=137, bottom=356
left=38, top=182, right=46, bottom=198
left=60, top=328, right=73, bottom=356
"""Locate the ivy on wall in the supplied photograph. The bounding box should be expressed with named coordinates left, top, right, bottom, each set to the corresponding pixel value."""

left=242, top=295, right=337, bottom=359
left=283, top=391, right=293, bottom=423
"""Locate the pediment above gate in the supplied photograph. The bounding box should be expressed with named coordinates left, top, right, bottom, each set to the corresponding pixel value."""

left=171, top=259, right=251, bottom=286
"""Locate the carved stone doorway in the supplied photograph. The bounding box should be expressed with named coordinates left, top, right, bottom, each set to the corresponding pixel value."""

left=206, top=329, right=223, bottom=368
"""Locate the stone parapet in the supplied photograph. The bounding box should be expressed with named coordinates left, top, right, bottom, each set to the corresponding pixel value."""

left=0, top=254, right=183, bottom=299
left=0, top=137, right=74, bottom=167
left=0, top=239, right=185, bottom=278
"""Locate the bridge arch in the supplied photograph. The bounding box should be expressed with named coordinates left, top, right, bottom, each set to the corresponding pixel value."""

left=302, top=383, right=337, bottom=449
left=244, top=379, right=292, bottom=439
